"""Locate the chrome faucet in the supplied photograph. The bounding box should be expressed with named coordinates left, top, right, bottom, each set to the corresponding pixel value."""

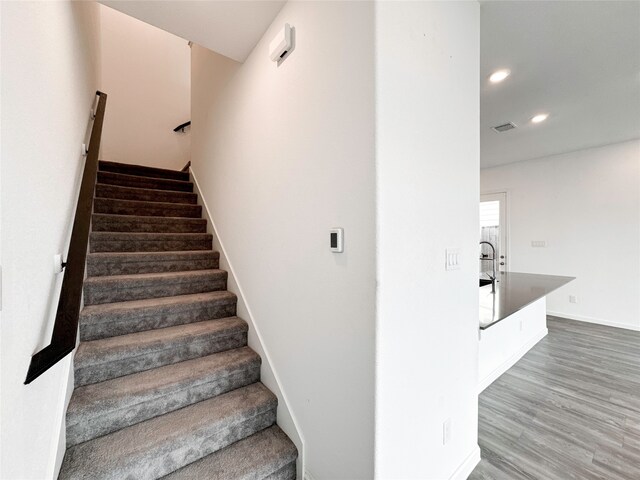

left=479, top=241, right=496, bottom=293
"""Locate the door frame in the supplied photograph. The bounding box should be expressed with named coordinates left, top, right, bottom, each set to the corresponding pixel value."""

left=480, top=189, right=510, bottom=273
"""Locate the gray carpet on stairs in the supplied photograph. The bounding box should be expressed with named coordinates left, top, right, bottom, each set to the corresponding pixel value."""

left=74, top=316, right=248, bottom=385
left=83, top=269, right=227, bottom=305
left=79, top=291, right=237, bottom=340
left=86, top=250, right=219, bottom=276
left=59, top=161, right=297, bottom=479
left=60, top=383, right=277, bottom=480
left=95, top=183, right=197, bottom=204
left=97, top=170, right=194, bottom=191
left=94, top=197, right=202, bottom=218
left=67, top=347, right=261, bottom=445
left=89, top=231, right=213, bottom=252
left=98, top=160, right=190, bottom=181
left=92, top=213, right=207, bottom=233
left=161, top=426, right=297, bottom=480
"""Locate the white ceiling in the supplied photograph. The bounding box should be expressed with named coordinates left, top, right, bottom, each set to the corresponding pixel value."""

left=481, top=1, right=640, bottom=168
left=99, top=1, right=286, bottom=62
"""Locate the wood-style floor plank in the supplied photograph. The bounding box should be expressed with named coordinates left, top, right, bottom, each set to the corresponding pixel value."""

left=469, top=316, right=640, bottom=480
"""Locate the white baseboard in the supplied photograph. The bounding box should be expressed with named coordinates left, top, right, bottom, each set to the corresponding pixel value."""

left=304, top=469, right=318, bottom=480
left=449, top=446, right=481, bottom=480
left=478, top=328, right=547, bottom=393
left=547, top=311, right=640, bottom=332
left=46, top=355, right=74, bottom=480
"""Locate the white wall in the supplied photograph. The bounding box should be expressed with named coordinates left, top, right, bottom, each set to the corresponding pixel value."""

left=481, top=140, right=640, bottom=330
left=190, top=2, right=376, bottom=478
left=189, top=43, right=314, bottom=470
left=190, top=45, right=239, bottom=132
left=375, top=2, right=480, bottom=479
left=0, top=1, right=101, bottom=478
left=99, top=5, right=190, bottom=170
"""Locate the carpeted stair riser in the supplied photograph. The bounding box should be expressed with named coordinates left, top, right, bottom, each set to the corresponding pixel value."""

left=80, top=291, right=237, bottom=341
left=89, top=232, right=212, bottom=253
left=264, top=463, right=297, bottom=480
left=75, top=317, right=248, bottom=386
left=166, top=463, right=295, bottom=480
left=97, top=171, right=194, bottom=192
left=87, top=251, right=219, bottom=276
left=67, top=348, right=261, bottom=446
left=160, top=425, right=297, bottom=480
left=92, top=214, right=207, bottom=233
left=84, top=270, right=227, bottom=305
left=95, top=183, right=197, bottom=205
left=99, top=160, right=190, bottom=181
left=58, top=383, right=278, bottom=480
left=94, top=198, right=202, bottom=218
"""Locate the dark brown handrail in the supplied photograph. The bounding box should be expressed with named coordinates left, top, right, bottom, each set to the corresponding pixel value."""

left=25, top=91, right=108, bottom=384
left=173, top=120, right=191, bottom=132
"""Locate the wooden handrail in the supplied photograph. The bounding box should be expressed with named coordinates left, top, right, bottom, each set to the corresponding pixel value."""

left=24, top=91, right=108, bottom=384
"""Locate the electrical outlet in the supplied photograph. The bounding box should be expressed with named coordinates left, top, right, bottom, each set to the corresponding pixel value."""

left=443, top=418, right=452, bottom=445
left=569, top=295, right=578, bottom=304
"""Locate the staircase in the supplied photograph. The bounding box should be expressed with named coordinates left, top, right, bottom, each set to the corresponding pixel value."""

left=59, top=161, right=297, bottom=480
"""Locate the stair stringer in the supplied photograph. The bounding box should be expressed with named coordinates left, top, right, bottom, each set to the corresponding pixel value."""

left=190, top=167, right=305, bottom=479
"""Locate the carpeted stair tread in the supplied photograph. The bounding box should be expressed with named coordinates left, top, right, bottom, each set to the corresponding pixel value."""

left=80, top=290, right=237, bottom=340
left=89, top=232, right=212, bottom=252
left=94, top=197, right=202, bottom=218
left=87, top=250, right=219, bottom=276
left=95, top=183, right=197, bottom=204
left=92, top=213, right=207, bottom=233
left=58, top=383, right=277, bottom=480
left=161, top=425, right=297, bottom=480
left=99, top=160, right=190, bottom=181
left=74, top=316, right=248, bottom=385
left=84, top=269, right=227, bottom=305
left=97, top=171, right=193, bottom=192
left=67, top=347, right=260, bottom=445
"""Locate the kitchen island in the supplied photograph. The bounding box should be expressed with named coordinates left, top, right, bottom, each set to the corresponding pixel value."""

left=478, top=272, right=574, bottom=391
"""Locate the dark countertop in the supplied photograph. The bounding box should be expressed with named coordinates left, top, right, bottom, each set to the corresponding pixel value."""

left=479, top=272, right=575, bottom=330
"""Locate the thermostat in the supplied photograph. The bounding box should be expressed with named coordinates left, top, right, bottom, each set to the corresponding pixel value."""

left=330, top=228, right=344, bottom=253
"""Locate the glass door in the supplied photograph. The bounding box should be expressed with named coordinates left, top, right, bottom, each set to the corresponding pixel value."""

left=480, top=192, right=508, bottom=281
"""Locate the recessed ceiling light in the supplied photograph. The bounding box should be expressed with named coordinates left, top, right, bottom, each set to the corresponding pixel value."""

left=531, top=113, right=549, bottom=123
left=489, top=69, right=510, bottom=83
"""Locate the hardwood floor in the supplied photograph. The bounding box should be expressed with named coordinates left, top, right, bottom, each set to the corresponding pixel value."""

left=469, top=316, right=640, bottom=480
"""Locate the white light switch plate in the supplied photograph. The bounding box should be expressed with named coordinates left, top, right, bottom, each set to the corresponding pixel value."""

left=443, top=418, right=452, bottom=444
left=531, top=240, right=547, bottom=247
left=445, top=248, right=461, bottom=270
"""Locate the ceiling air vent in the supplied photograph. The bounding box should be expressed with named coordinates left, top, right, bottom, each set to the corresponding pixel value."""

left=492, top=122, right=517, bottom=133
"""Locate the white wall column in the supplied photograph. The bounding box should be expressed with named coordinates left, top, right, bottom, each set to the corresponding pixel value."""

left=375, top=2, right=481, bottom=478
